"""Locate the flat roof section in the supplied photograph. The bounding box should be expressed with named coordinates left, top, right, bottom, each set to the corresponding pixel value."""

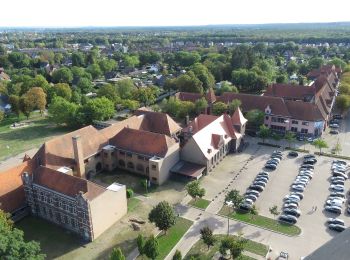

left=171, top=161, right=205, bottom=179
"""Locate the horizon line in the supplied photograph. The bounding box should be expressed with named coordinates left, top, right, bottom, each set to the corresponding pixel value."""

left=1, top=21, right=350, bottom=29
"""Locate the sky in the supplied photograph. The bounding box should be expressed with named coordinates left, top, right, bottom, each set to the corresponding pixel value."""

left=0, top=0, right=350, bottom=27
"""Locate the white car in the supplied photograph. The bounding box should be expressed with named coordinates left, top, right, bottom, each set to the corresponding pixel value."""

left=333, top=160, right=348, bottom=166
left=326, top=200, right=343, bottom=207
left=284, top=194, right=301, bottom=201
left=330, top=124, right=340, bottom=128
left=327, top=198, right=345, bottom=204
left=330, top=185, right=345, bottom=192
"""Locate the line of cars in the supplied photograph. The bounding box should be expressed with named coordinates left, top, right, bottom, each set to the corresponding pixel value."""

left=240, top=151, right=283, bottom=211
left=264, top=150, right=282, bottom=171
left=324, top=160, right=349, bottom=232
left=279, top=154, right=317, bottom=224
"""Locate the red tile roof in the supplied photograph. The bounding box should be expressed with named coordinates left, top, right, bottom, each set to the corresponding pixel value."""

left=231, top=107, right=248, bottom=126
left=182, top=114, right=218, bottom=134
left=264, top=83, right=315, bottom=100
left=33, top=166, right=105, bottom=200
left=109, top=128, right=176, bottom=157
left=0, top=161, right=34, bottom=213
left=175, top=92, right=202, bottom=103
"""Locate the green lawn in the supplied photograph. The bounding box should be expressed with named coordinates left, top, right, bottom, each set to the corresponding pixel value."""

left=188, top=198, right=211, bottom=210
left=128, top=197, right=141, bottom=212
left=184, top=234, right=263, bottom=260
left=219, top=206, right=301, bottom=236
left=0, top=114, right=70, bottom=161
left=156, top=217, right=193, bottom=260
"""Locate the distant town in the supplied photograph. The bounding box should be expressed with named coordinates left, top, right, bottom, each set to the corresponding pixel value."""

left=1, top=23, right=350, bottom=260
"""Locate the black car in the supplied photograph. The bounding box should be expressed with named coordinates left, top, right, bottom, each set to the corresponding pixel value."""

left=288, top=151, right=298, bottom=157
left=297, top=135, right=304, bottom=141
left=283, top=208, right=301, bottom=217
left=304, top=154, right=316, bottom=159
left=333, top=114, right=343, bottom=120
left=304, top=159, right=316, bottom=165
left=329, top=224, right=346, bottom=232
left=279, top=214, right=297, bottom=224
left=265, top=164, right=277, bottom=170
left=239, top=203, right=252, bottom=211
left=300, top=164, right=314, bottom=170
left=249, top=185, right=264, bottom=192
left=330, top=130, right=339, bottom=135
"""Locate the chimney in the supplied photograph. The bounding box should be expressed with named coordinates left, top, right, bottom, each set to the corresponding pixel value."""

left=72, top=136, right=85, bottom=178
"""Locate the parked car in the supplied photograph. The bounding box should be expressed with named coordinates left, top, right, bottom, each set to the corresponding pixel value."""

left=332, top=180, right=345, bottom=186
left=246, top=189, right=260, bottom=197
left=307, top=137, right=315, bottom=142
left=327, top=218, right=345, bottom=225
left=291, top=185, right=305, bottom=192
left=332, top=172, right=347, bottom=179
left=258, top=171, right=270, bottom=177
left=290, top=192, right=304, bottom=200
left=331, top=176, right=346, bottom=182
left=304, top=154, right=316, bottom=159
left=284, top=199, right=300, bottom=206
left=253, top=181, right=267, bottom=187
left=326, top=200, right=343, bottom=207
left=283, top=204, right=299, bottom=210
left=249, top=185, right=264, bottom=192
left=288, top=151, right=298, bottom=157
left=304, top=159, right=317, bottom=165
left=284, top=194, right=301, bottom=201
left=333, top=114, right=343, bottom=120
left=279, top=214, right=297, bottom=224
left=330, top=185, right=345, bottom=192
left=333, top=160, right=347, bottom=166
left=245, top=194, right=258, bottom=202
left=330, top=130, right=339, bottom=135
left=329, top=224, right=346, bottom=232
left=283, top=208, right=301, bottom=217
left=239, top=203, right=252, bottom=211
left=330, top=123, right=340, bottom=128
left=297, top=136, right=304, bottom=141
left=330, top=192, right=345, bottom=199
left=255, top=177, right=268, bottom=183
left=265, top=164, right=277, bottom=170
left=301, top=164, right=314, bottom=169
left=325, top=205, right=342, bottom=214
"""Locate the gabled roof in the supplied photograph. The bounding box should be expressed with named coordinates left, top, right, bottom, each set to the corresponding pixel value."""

left=109, top=128, right=176, bottom=158
left=231, top=107, right=248, bottom=126
left=182, top=114, right=218, bottom=134
left=264, top=83, right=315, bottom=100
left=37, top=126, right=108, bottom=169
left=185, top=114, right=237, bottom=160
left=175, top=92, right=202, bottom=102
left=32, top=166, right=105, bottom=200
left=285, top=100, right=325, bottom=121
left=0, top=161, right=34, bottom=213
left=218, top=93, right=291, bottom=117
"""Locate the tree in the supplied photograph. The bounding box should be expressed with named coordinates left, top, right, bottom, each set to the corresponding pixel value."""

left=8, top=52, right=31, bottom=68
left=133, top=87, right=159, bottom=106
left=52, top=67, right=73, bottom=84
left=53, top=83, right=72, bottom=101
left=25, top=87, right=47, bottom=115
left=194, top=98, right=208, bottom=115
left=328, top=58, right=347, bottom=70
left=175, top=51, right=201, bottom=67
left=176, top=71, right=203, bottom=94
left=137, top=234, right=145, bottom=257
left=224, top=190, right=244, bottom=214
left=200, top=226, right=216, bottom=250
left=77, top=77, right=94, bottom=94
left=86, top=64, right=102, bottom=79
left=191, top=63, right=215, bottom=91
left=177, top=101, right=196, bottom=118
left=99, top=59, right=117, bottom=74
left=48, top=97, right=79, bottom=127
left=98, top=84, right=120, bottom=103
left=32, top=75, right=50, bottom=93
left=230, top=236, right=247, bottom=259
left=336, top=95, right=350, bottom=112
left=148, top=201, right=176, bottom=234
left=308, top=57, right=324, bottom=70
left=9, top=94, right=20, bottom=117
left=286, top=60, right=299, bottom=75
left=228, top=99, right=241, bottom=114
left=245, top=109, right=264, bottom=130
left=231, top=44, right=256, bottom=70
left=217, top=81, right=238, bottom=95
left=285, top=131, right=296, bottom=148
left=109, top=247, right=125, bottom=260
left=0, top=210, right=45, bottom=259
left=276, top=73, right=288, bottom=83
left=144, top=235, right=159, bottom=260
left=212, top=102, right=228, bottom=116
left=333, top=141, right=342, bottom=155
left=124, top=54, right=140, bottom=68
left=269, top=205, right=280, bottom=219
left=258, top=125, right=271, bottom=144
left=139, top=51, right=161, bottom=66
left=116, top=79, right=135, bottom=99
left=72, top=52, right=86, bottom=67
left=219, top=236, right=234, bottom=258
left=271, top=132, right=282, bottom=146
left=19, top=95, right=34, bottom=119
left=172, top=250, right=182, bottom=260
left=185, top=181, right=206, bottom=201
left=81, top=97, right=115, bottom=124
left=0, top=110, right=4, bottom=122
left=122, top=99, right=139, bottom=111
left=312, top=139, right=328, bottom=154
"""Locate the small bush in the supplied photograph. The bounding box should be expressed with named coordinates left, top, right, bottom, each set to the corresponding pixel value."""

left=126, top=188, right=134, bottom=198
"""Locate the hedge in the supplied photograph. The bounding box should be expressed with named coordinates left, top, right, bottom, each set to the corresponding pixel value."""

left=314, top=152, right=350, bottom=160
left=285, top=147, right=310, bottom=153
left=257, top=142, right=281, bottom=148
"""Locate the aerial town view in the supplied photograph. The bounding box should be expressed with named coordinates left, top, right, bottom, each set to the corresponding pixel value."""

left=1, top=1, right=350, bottom=260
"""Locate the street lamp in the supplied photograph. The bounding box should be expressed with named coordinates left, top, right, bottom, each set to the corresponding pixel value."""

left=226, top=201, right=233, bottom=235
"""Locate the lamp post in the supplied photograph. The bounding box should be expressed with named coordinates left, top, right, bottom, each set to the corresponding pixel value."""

left=226, top=201, right=233, bottom=235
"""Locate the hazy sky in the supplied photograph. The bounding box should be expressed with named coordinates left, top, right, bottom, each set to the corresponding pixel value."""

left=1, top=0, right=349, bottom=27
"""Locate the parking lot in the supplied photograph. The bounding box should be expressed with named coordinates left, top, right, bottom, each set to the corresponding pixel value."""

left=200, top=143, right=350, bottom=257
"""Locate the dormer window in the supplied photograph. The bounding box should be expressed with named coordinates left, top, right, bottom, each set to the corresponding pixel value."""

left=207, top=149, right=212, bottom=154
left=224, top=135, right=228, bottom=139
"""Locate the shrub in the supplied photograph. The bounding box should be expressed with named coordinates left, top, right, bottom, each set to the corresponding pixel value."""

left=126, top=188, right=134, bottom=198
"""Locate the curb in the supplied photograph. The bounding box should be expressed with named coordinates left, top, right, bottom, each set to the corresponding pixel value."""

left=216, top=213, right=302, bottom=237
